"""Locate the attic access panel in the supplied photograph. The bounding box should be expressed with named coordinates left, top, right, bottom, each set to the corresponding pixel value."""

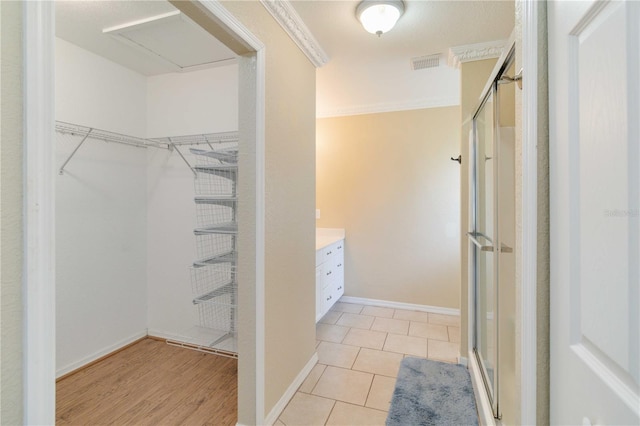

left=104, top=10, right=237, bottom=72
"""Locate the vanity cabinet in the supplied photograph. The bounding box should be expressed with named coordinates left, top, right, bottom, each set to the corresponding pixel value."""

left=316, top=239, right=344, bottom=322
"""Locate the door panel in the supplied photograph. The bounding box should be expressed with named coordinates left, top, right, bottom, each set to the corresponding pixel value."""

left=550, top=0, right=640, bottom=424
left=473, top=90, right=498, bottom=410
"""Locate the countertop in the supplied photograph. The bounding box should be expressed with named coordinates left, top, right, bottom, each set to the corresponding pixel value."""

left=316, top=228, right=345, bottom=251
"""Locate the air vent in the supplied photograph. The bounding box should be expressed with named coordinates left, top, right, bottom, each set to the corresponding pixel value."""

left=410, top=54, right=441, bottom=71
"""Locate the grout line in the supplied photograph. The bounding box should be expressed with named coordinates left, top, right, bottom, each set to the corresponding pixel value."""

left=362, top=372, right=375, bottom=408
left=349, top=346, right=362, bottom=370
left=323, top=399, right=337, bottom=426
left=381, top=331, right=389, bottom=352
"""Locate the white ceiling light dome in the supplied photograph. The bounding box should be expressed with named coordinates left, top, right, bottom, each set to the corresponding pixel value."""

left=356, top=0, right=405, bottom=37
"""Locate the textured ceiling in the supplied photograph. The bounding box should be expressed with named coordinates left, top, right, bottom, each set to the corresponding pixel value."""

left=290, top=0, right=515, bottom=116
left=55, top=0, right=515, bottom=117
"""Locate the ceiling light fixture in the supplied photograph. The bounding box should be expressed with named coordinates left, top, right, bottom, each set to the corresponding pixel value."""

left=356, top=0, right=404, bottom=37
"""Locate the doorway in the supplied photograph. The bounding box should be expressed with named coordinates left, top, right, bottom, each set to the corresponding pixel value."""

left=23, top=1, right=265, bottom=423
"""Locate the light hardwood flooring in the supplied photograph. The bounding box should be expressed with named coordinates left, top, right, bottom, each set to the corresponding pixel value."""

left=56, top=338, right=237, bottom=425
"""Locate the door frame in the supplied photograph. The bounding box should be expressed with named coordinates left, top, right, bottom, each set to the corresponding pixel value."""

left=520, top=0, right=540, bottom=423
left=22, top=1, right=266, bottom=424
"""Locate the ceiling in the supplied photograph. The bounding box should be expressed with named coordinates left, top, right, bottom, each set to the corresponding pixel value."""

left=55, top=0, right=515, bottom=117
left=290, top=0, right=515, bottom=116
left=55, top=1, right=237, bottom=76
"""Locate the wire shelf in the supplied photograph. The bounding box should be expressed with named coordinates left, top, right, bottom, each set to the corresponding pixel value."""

left=194, top=168, right=237, bottom=197
left=190, top=265, right=237, bottom=336
left=191, top=147, right=238, bottom=164
left=188, top=142, right=239, bottom=355
left=154, top=132, right=238, bottom=147
left=55, top=121, right=162, bottom=149
left=193, top=251, right=237, bottom=267
left=194, top=197, right=236, bottom=229
left=194, top=233, right=235, bottom=265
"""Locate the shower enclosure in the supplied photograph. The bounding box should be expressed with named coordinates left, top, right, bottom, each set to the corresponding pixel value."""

left=469, top=41, right=517, bottom=421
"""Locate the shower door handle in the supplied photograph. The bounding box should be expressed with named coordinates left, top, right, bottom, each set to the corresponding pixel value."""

left=500, top=243, right=513, bottom=253
left=467, top=233, right=494, bottom=252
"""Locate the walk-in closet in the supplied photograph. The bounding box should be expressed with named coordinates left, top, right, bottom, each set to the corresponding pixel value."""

left=55, top=2, right=240, bottom=423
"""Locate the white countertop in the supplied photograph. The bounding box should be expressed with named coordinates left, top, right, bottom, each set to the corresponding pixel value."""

left=316, top=228, right=345, bottom=251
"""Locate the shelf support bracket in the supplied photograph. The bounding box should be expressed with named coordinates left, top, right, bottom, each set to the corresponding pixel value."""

left=59, top=128, right=93, bottom=175
left=169, top=138, right=197, bottom=178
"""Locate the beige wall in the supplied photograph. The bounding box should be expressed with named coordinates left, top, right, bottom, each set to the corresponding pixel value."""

left=220, top=2, right=318, bottom=423
left=316, top=107, right=461, bottom=309
left=0, top=1, right=24, bottom=423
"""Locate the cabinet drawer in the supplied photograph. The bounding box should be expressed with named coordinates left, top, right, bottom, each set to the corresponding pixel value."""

left=316, top=239, right=344, bottom=265
left=322, top=285, right=336, bottom=312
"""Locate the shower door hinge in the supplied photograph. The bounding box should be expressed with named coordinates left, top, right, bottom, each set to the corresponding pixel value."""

left=498, top=68, right=523, bottom=90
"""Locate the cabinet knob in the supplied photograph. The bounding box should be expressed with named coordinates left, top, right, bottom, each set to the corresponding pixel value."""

left=327, top=250, right=332, bottom=255
left=338, top=245, right=342, bottom=249
left=338, top=286, right=342, bottom=290
left=326, top=296, right=332, bottom=301
left=337, top=263, right=342, bottom=267
left=326, top=271, right=332, bottom=276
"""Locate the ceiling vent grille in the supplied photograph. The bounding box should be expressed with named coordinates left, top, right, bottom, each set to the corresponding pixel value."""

left=410, top=54, right=441, bottom=71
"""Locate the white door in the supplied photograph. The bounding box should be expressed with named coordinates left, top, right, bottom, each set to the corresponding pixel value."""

left=549, top=1, right=640, bottom=425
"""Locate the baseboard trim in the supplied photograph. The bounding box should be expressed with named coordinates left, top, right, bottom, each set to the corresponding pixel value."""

left=56, top=330, right=148, bottom=380
left=339, top=296, right=460, bottom=317
left=459, top=356, right=469, bottom=367
left=467, top=350, right=496, bottom=426
left=263, top=352, right=319, bottom=425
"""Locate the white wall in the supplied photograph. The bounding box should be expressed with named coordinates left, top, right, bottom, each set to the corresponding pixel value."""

left=55, top=38, right=148, bottom=375
left=146, top=64, right=238, bottom=137
left=145, top=65, right=239, bottom=339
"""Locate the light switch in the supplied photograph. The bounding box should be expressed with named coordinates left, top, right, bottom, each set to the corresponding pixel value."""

left=316, top=209, right=321, bottom=219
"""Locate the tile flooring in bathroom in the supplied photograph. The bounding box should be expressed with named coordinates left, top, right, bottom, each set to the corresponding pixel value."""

left=276, top=301, right=461, bottom=426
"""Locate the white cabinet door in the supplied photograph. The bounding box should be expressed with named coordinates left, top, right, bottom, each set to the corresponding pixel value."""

left=316, top=264, right=324, bottom=322
left=333, top=251, right=344, bottom=300
left=549, top=1, right=640, bottom=424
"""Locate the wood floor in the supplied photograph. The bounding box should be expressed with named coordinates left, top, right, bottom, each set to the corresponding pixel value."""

left=56, top=338, right=237, bottom=425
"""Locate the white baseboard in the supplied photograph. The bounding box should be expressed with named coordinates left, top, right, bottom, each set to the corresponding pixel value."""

left=146, top=328, right=184, bottom=341
left=56, top=330, right=148, bottom=378
left=339, top=296, right=460, bottom=317
left=467, top=350, right=496, bottom=426
left=263, top=352, right=319, bottom=425
left=459, top=356, right=469, bottom=367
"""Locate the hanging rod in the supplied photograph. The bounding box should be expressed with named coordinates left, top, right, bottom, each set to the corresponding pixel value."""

left=55, top=121, right=239, bottom=174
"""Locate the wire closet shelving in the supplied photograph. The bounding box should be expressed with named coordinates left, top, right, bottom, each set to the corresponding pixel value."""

left=55, top=121, right=240, bottom=358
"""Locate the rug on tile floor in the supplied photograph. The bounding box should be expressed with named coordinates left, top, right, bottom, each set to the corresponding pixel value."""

left=386, top=357, right=478, bottom=426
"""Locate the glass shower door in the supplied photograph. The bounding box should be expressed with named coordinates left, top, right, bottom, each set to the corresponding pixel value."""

left=471, top=88, right=498, bottom=414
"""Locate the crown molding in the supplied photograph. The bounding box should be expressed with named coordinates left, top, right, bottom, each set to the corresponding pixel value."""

left=260, top=0, right=329, bottom=68
left=448, top=40, right=506, bottom=68
left=317, top=96, right=460, bottom=119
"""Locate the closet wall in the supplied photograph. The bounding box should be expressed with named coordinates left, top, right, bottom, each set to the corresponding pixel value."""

left=55, top=38, right=149, bottom=375
left=55, top=36, right=239, bottom=375
left=146, top=65, right=238, bottom=339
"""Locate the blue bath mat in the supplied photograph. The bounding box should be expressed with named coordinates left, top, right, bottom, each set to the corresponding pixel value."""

left=386, top=357, right=478, bottom=426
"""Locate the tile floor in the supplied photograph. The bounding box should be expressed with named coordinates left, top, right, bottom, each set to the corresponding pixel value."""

left=276, top=301, right=461, bottom=426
